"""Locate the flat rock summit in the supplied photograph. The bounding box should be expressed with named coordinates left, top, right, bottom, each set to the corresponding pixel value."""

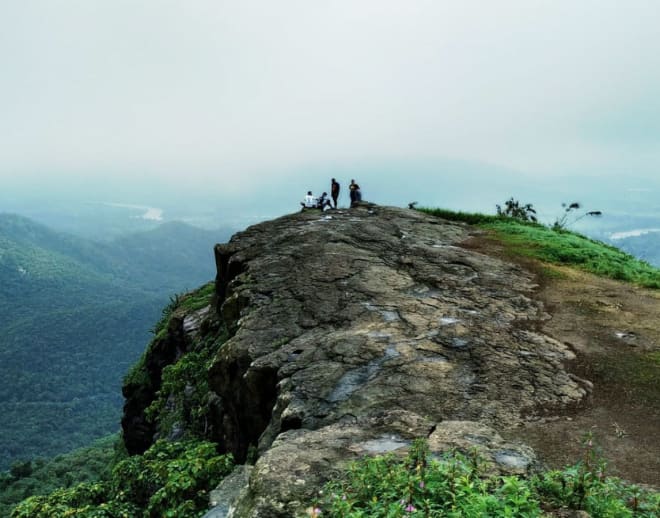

left=124, top=203, right=659, bottom=517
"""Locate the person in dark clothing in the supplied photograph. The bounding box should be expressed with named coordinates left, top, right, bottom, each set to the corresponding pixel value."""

left=317, top=192, right=332, bottom=210
left=349, top=179, right=361, bottom=206
left=331, top=178, right=340, bottom=208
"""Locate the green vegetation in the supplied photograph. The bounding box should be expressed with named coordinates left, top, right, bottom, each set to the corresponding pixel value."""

left=0, top=214, right=224, bottom=470
left=124, top=282, right=224, bottom=439
left=419, top=207, right=660, bottom=288
left=5, top=282, right=233, bottom=516
left=496, top=197, right=538, bottom=223
left=145, top=328, right=229, bottom=439
left=0, top=436, right=119, bottom=517
left=178, top=282, right=216, bottom=313
left=316, top=438, right=659, bottom=517
left=417, top=207, right=502, bottom=226
left=552, top=202, right=602, bottom=231
left=10, top=440, right=233, bottom=518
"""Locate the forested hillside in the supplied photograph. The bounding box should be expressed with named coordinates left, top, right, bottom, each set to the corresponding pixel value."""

left=0, top=214, right=229, bottom=470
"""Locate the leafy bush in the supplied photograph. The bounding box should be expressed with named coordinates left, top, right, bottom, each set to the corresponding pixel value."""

left=145, top=350, right=212, bottom=437
left=496, top=198, right=538, bottom=223
left=534, top=434, right=660, bottom=517
left=317, top=440, right=540, bottom=517
left=315, top=438, right=659, bottom=517
left=11, top=440, right=233, bottom=518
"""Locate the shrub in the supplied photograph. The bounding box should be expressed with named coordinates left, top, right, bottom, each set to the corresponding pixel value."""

left=553, top=202, right=602, bottom=231
left=315, top=438, right=659, bottom=517
left=11, top=440, right=233, bottom=518
left=496, top=198, right=538, bottom=223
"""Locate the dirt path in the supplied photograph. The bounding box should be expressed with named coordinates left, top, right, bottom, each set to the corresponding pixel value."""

left=464, top=232, right=660, bottom=486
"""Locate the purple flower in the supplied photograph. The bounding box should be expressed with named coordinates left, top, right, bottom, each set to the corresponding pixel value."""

left=405, top=504, right=416, bottom=512
left=419, top=481, right=425, bottom=489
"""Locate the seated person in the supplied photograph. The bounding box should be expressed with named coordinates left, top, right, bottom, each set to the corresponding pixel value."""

left=317, top=192, right=332, bottom=210
left=301, top=191, right=317, bottom=209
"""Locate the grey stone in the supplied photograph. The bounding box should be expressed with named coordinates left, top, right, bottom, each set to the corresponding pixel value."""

left=204, top=466, right=253, bottom=518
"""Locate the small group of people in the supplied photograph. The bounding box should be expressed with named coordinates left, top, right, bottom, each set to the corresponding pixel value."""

left=300, top=178, right=362, bottom=210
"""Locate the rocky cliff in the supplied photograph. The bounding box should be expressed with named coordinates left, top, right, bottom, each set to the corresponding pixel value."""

left=122, top=204, right=628, bottom=516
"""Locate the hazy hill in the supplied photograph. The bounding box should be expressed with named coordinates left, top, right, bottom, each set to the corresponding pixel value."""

left=0, top=213, right=229, bottom=470
left=611, top=232, right=660, bottom=267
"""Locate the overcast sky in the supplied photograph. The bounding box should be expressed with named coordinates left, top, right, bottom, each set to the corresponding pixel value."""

left=1, top=1, right=659, bottom=197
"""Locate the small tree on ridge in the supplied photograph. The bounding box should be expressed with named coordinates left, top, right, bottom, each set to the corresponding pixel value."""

left=553, top=202, right=602, bottom=231
left=496, top=198, right=538, bottom=223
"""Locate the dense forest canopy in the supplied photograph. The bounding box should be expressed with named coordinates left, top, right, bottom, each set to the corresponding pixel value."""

left=0, top=213, right=229, bottom=470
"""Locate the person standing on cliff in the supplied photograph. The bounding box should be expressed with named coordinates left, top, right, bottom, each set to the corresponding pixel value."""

left=349, top=179, right=361, bottom=206
left=330, top=178, right=340, bottom=208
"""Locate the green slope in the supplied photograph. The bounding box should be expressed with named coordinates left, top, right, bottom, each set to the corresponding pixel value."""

left=0, top=213, right=228, bottom=470
left=419, top=207, right=660, bottom=288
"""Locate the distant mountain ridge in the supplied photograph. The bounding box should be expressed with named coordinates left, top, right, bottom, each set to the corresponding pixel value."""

left=0, top=213, right=231, bottom=470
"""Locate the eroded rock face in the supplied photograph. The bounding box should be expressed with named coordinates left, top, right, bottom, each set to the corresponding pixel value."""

left=205, top=205, right=587, bottom=516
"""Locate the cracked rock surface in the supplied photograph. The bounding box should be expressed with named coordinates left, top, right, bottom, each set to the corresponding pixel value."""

left=207, top=205, right=586, bottom=516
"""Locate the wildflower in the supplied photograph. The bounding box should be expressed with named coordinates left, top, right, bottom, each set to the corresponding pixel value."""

left=405, top=503, right=416, bottom=512
left=419, top=481, right=425, bottom=489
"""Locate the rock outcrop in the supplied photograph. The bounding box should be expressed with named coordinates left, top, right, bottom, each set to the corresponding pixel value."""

left=121, top=204, right=596, bottom=516
left=196, top=204, right=587, bottom=516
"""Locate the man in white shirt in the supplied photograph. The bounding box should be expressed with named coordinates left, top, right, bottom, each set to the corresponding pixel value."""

left=301, top=191, right=317, bottom=209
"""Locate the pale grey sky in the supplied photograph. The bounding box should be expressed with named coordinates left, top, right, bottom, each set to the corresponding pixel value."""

left=1, top=1, right=659, bottom=195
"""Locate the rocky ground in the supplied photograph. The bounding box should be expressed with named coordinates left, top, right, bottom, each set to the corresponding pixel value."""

left=196, top=204, right=657, bottom=517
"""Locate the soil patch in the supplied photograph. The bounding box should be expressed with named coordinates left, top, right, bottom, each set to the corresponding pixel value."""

left=463, top=231, right=660, bottom=486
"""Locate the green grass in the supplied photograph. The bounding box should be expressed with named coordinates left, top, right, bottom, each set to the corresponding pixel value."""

left=419, top=207, right=660, bottom=289
left=178, top=281, right=215, bottom=312
left=419, top=207, right=502, bottom=225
